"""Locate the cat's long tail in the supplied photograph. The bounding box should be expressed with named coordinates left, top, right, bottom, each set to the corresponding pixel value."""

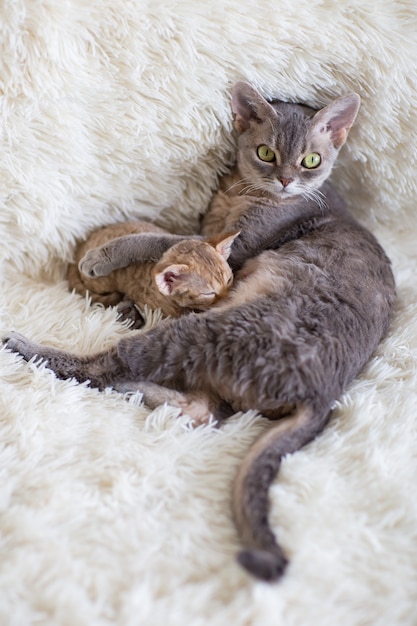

left=232, top=403, right=331, bottom=582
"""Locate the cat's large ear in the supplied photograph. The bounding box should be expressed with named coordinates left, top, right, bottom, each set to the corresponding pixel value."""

left=232, top=82, right=277, bottom=133
left=207, top=231, right=240, bottom=261
left=312, top=93, right=361, bottom=149
left=155, top=264, right=189, bottom=296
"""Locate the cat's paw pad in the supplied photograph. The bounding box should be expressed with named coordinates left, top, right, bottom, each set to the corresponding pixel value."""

left=116, top=300, right=145, bottom=329
left=79, top=249, right=114, bottom=277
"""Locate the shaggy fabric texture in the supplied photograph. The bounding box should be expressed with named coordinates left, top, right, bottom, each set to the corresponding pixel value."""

left=1, top=1, right=417, bottom=624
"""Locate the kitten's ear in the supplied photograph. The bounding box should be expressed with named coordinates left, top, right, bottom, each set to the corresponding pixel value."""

left=231, top=82, right=277, bottom=133
left=155, top=264, right=189, bottom=296
left=207, top=231, right=240, bottom=261
left=312, top=93, right=361, bottom=149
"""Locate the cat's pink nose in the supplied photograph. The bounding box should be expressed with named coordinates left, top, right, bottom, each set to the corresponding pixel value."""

left=279, top=178, right=293, bottom=188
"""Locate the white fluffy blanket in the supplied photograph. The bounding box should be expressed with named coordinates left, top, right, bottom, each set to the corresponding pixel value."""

left=1, top=2, right=417, bottom=624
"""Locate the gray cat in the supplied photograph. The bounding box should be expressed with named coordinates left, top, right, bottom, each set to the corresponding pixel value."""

left=3, top=82, right=395, bottom=582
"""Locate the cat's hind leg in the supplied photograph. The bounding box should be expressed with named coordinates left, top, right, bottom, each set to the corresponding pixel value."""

left=3, top=331, right=55, bottom=363
left=2, top=331, right=129, bottom=390
left=113, top=380, right=218, bottom=426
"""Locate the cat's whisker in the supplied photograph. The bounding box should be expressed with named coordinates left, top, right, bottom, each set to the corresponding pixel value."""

left=314, top=189, right=329, bottom=213
left=301, top=187, right=328, bottom=213
left=267, top=117, right=276, bottom=136
left=237, top=180, right=269, bottom=196
left=225, top=178, right=248, bottom=194
left=248, top=183, right=270, bottom=196
left=224, top=176, right=268, bottom=197
left=302, top=191, right=321, bottom=212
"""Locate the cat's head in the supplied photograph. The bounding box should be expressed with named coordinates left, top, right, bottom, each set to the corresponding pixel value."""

left=153, top=231, right=239, bottom=309
left=231, top=81, right=360, bottom=201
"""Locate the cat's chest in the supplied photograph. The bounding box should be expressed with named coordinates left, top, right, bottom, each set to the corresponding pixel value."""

left=202, top=191, right=243, bottom=234
left=203, top=190, right=274, bottom=236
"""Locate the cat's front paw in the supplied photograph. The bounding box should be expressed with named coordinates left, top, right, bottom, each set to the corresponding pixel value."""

left=79, top=247, right=115, bottom=277
left=2, top=331, right=40, bottom=361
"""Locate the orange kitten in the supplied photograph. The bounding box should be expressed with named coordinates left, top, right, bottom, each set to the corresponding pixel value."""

left=67, top=220, right=238, bottom=327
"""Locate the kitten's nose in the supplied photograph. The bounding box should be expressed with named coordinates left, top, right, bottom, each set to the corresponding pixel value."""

left=279, top=177, right=293, bottom=188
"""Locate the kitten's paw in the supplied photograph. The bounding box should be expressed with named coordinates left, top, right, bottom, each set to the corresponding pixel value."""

left=79, top=248, right=115, bottom=277
left=116, top=300, right=145, bottom=329
left=2, top=331, right=39, bottom=361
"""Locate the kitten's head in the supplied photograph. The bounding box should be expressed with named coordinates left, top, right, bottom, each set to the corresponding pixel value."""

left=231, top=82, right=360, bottom=202
left=153, top=231, right=239, bottom=309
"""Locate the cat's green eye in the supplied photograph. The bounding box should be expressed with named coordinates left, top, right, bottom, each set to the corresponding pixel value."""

left=257, top=145, right=276, bottom=162
left=301, top=153, right=321, bottom=169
